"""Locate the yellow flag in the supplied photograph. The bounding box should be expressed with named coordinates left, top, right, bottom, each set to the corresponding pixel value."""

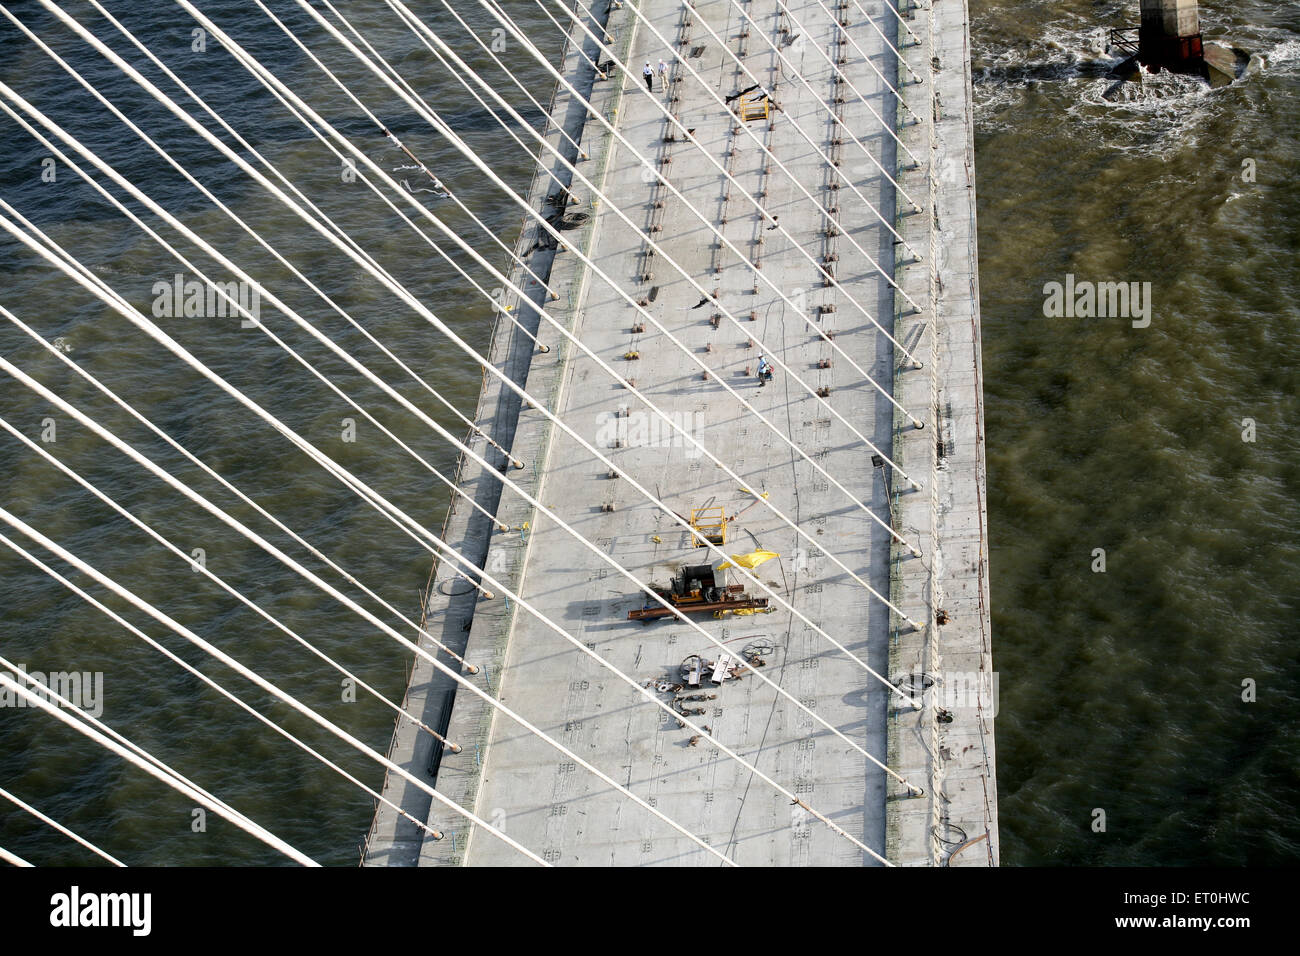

left=717, top=549, right=779, bottom=571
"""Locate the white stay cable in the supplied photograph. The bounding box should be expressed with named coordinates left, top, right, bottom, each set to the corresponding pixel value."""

left=267, top=0, right=928, bottom=509
left=0, top=644, right=304, bottom=857
left=728, top=0, right=922, bottom=165
left=4, top=397, right=889, bottom=859
left=0, top=786, right=125, bottom=866
left=408, top=0, right=929, bottom=419
left=0, top=74, right=913, bottom=706
left=0, top=540, right=452, bottom=850
left=0, top=846, right=33, bottom=868
left=0, top=149, right=494, bottom=671
left=7, top=2, right=529, bottom=484
left=0, top=416, right=457, bottom=749
left=282, top=2, right=932, bottom=600
left=232, top=0, right=561, bottom=342
left=410, top=0, right=931, bottom=364
left=427, top=0, right=596, bottom=172
left=0, top=502, right=549, bottom=866
left=773, top=0, right=917, bottom=104
left=0, top=244, right=734, bottom=868
left=221, top=7, right=563, bottom=314
left=809, top=0, right=923, bottom=86
left=860, top=0, right=923, bottom=46
left=0, top=205, right=921, bottom=799
left=0, top=333, right=886, bottom=863
left=0, top=657, right=317, bottom=866
left=532, top=0, right=609, bottom=83
left=13, top=13, right=929, bottom=680
left=10, top=5, right=931, bottom=746
left=547, top=0, right=925, bottom=239
left=251, top=0, right=928, bottom=520
left=2, top=305, right=487, bottom=671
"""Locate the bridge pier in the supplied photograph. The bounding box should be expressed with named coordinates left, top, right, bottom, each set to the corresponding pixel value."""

left=1138, top=0, right=1205, bottom=75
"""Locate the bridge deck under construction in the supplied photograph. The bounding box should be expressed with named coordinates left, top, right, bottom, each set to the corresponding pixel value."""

left=364, top=0, right=995, bottom=867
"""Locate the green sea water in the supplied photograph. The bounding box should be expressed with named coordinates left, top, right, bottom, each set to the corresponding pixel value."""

left=975, top=0, right=1300, bottom=864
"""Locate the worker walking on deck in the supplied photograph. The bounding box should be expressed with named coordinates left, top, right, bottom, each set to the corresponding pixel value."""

left=757, top=355, right=774, bottom=387
left=643, top=62, right=654, bottom=91
left=658, top=58, right=670, bottom=91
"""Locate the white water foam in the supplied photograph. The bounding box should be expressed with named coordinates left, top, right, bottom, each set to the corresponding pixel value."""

left=974, top=20, right=1297, bottom=154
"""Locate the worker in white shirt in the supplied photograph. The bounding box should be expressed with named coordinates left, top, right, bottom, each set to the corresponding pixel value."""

left=657, top=57, right=669, bottom=90
left=642, top=62, right=654, bottom=91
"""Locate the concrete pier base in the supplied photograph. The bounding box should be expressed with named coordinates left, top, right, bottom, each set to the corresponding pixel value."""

left=1138, top=0, right=1206, bottom=75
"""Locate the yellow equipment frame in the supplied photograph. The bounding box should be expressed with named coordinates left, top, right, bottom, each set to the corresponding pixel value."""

left=689, top=506, right=727, bottom=548
left=738, top=92, right=769, bottom=122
